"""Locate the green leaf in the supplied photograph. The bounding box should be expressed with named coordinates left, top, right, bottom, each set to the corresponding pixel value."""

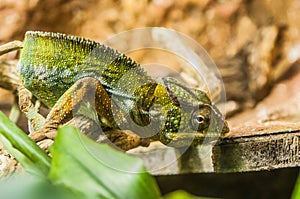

left=291, top=172, right=300, bottom=199
left=0, top=111, right=51, bottom=176
left=49, top=126, right=161, bottom=199
left=0, top=173, right=85, bottom=199
left=163, top=190, right=218, bottom=199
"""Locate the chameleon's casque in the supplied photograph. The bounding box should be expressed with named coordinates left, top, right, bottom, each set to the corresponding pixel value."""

left=17, top=31, right=229, bottom=148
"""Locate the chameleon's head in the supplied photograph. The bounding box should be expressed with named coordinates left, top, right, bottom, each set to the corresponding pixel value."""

left=155, top=77, right=229, bottom=147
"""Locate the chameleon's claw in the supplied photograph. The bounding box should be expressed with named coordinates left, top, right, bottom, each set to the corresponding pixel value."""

left=105, top=129, right=150, bottom=151
left=29, top=130, right=46, bottom=142
left=45, top=129, right=58, bottom=140
left=29, top=128, right=57, bottom=151
left=36, top=139, right=54, bottom=151
left=29, top=128, right=57, bottom=142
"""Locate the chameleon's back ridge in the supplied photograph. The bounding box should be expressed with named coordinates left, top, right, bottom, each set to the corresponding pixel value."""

left=18, top=31, right=151, bottom=107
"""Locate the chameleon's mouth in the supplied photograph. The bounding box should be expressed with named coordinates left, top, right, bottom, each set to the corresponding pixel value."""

left=167, top=132, right=220, bottom=139
left=163, top=133, right=219, bottom=147
left=163, top=120, right=229, bottom=147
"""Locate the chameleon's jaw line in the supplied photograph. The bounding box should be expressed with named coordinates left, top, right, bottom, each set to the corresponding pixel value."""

left=165, top=132, right=223, bottom=141
left=162, top=132, right=224, bottom=147
left=164, top=120, right=230, bottom=146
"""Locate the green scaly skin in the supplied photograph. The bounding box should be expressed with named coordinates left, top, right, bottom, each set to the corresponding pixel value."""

left=17, top=31, right=229, bottom=148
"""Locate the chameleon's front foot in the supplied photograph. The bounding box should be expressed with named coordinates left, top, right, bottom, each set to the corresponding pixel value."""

left=29, top=127, right=57, bottom=142
left=36, top=139, right=54, bottom=151
left=28, top=127, right=57, bottom=150
left=105, top=129, right=150, bottom=151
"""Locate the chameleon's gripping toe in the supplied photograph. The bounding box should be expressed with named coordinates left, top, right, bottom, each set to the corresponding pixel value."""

left=29, top=128, right=57, bottom=142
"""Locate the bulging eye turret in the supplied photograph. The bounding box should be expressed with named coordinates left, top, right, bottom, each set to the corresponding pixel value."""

left=190, top=105, right=211, bottom=131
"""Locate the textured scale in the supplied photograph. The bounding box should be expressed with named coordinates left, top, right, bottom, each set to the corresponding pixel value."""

left=18, top=31, right=152, bottom=107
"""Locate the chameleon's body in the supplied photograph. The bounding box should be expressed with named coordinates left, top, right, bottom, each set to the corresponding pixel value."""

left=17, top=31, right=229, bottom=149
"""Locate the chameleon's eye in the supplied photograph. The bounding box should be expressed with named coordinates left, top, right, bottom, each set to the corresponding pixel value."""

left=195, top=115, right=205, bottom=123
left=190, top=106, right=211, bottom=131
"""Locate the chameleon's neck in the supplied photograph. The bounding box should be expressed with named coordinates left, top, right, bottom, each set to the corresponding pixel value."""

left=132, top=83, right=180, bottom=141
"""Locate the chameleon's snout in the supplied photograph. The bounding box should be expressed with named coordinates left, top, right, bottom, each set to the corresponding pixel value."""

left=220, top=120, right=230, bottom=136
left=209, top=105, right=230, bottom=136
left=214, top=104, right=230, bottom=136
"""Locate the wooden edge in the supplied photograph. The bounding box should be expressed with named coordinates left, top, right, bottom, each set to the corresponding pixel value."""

left=212, top=129, right=300, bottom=173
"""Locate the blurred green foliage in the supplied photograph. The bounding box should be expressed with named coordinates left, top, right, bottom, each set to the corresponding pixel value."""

left=0, top=111, right=204, bottom=199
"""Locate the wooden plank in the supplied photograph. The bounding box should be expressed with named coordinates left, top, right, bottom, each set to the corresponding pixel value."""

left=129, top=143, right=215, bottom=175
left=213, top=123, right=300, bottom=172
left=129, top=123, right=300, bottom=174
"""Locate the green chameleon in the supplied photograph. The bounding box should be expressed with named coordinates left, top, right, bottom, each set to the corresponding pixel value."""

left=17, top=31, right=229, bottom=150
